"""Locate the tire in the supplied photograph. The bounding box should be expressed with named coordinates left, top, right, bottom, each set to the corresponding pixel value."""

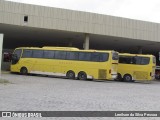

left=123, top=74, right=134, bottom=82
left=20, top=67, right=28, bottom=75
left=78, top=72, right=87, bottom=80
left=66, top=70, right=75, bottom=79
left=115, top=73, right=123, bottom=81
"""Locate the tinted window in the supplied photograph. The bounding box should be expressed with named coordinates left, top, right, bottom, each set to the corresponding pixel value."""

left=112, top=52, right=119, bottom=60
left=119, top=56, right=133, bottom=64
left=12, top=49, right=22, bottom=64
left=55, top=51, right=66, bottom=59
left=66, top=52, right=78, bottom=60
left=119, top=56, right=150, bottom=65
left=91, top=53, right=100, bottom=62
left=99, top=53, right=108, bottom=62
left=79, top=52, right=91, bottom=61
left=134, top=57, right=150, bottom=65
left=141, top=57, right=150, bottom=65
left=44, top=50, right=54, bottom=59
left=22, top=49, right=32, bottom=58
left=32, top=50, right=43, bottom=58
left=14, top=49, right=22, bottom=59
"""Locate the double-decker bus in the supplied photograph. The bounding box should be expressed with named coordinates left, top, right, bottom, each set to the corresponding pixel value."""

left=117, top=53, right=156, bottom=82
left=10, top=46, right=119, bottom=80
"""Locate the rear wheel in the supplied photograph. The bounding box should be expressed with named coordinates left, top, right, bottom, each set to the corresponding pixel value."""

left=66, top=70, right=75, bottom=79
left=115, top=73, right=123, bottom=81
left=123, top=74, right=134, bottom=82
left=20, top=67, right=28, bottom=75
left=117, top=73, right=123, bottom=81
left=78, top=72, right=87, bottom=80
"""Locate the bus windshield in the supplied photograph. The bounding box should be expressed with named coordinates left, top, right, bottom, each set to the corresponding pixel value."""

left=12, top=49, right=22, bottom=64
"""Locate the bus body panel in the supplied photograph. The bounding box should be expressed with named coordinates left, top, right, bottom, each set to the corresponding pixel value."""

left=11, top=47, right=119, bottom=80
left=118, top=53, right=156, bottom=81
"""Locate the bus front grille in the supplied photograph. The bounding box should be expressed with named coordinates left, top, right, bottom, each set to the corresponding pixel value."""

left=98, top=69, right=107, bottom=79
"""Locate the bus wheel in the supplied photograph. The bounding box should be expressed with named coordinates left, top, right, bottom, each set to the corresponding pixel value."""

left=123, top=74, right=134, bottom=82
left=78, top=72, right=87, bottom=80
left=66, top=70, right=75, bottom=79
left=117, top=73, right=123, bottom=81
left=20, top=67, right=28, bottom=75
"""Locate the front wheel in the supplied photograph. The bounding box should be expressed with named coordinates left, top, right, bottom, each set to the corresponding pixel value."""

left=20, top=67, right=28, bottom=75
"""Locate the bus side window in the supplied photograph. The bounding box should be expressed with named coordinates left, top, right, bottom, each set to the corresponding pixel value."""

left=132, top=57, right=136, bottom=64
left=66, top=52, right=78, bottom=60
left=99, top=53, right=108, bottom=62
left=119, top=56, right=132, bottom=64
left=134, top=57, right=141, bottom=64
left=22, top=49, right=32, bottom=58
left=43, top=50, right=54, bottom=59
left=141, top=57, right=150, bottom=65
left=91, top=53, right=100, bottom=62
left=32, top=50, right=43, bottom=58
left=79, top=52, right=91, bottom=61
left=55, top=51, right=66, bottom=59
left=119, top=57, right=128, bottom=63
left=135, top=57, right=150, bottom=65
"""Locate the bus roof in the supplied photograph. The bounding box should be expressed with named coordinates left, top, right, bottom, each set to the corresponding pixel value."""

left=119, top=53, right=154, bottom=57
left=15, top=46, right=79, bottom=50
left=42, top=46, right=79, bottom=50
left=15, top=47, right=116, bottom=53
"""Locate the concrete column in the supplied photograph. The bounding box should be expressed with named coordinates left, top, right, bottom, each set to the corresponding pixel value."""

left=0, top=34, right=4, bottom=75
left=83, top=33, right=89, bottom=50
left=137, top=46, right=142, bottom=54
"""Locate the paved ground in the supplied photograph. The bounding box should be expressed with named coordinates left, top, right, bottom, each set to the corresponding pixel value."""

left=0, top=73, right=160, bottom=120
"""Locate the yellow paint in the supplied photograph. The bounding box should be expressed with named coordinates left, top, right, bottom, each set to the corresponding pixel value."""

left=10, top=47, right=119, bottom=80
left=118, top=53, right=156, bottom=81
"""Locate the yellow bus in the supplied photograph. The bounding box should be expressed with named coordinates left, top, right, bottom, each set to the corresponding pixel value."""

left=10, top=46, right=119, bottom=80
left=117, top=53, right=156, bottom=82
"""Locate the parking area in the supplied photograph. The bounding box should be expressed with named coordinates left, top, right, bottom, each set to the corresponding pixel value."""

left=0, top=72, right=160, bottom=112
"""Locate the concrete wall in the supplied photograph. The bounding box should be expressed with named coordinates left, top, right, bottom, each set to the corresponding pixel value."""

left=0, top=0, right=159, bottom=42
